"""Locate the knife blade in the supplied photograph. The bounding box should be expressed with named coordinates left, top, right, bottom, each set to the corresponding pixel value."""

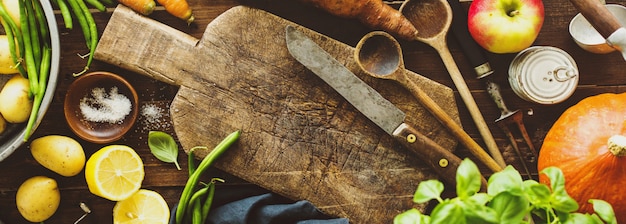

left=285, top=25, right=483, bottom=186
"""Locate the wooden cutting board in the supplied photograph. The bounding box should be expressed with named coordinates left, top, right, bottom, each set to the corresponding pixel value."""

left=95, top=5, right=462, bottom=223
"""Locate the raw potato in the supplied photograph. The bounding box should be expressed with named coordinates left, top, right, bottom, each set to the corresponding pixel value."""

left=31, top=135, right=86, bottom=177
left=0, top=74, right=32, bottom=123
left=0, top=35, right=18, bottom=74
left=16, top=176, right=60, bottom=222
left=0, top=114, right=5, bottom=134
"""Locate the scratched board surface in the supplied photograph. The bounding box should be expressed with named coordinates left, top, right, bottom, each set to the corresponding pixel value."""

left=95, top=5, right=461, bottom=223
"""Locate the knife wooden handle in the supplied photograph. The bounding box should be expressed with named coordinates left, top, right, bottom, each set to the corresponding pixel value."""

left=392, top=123, right=488, bottom=188
left=569, top=0, right=622, bottom=38
left=447, top=0, right=493, bottom=78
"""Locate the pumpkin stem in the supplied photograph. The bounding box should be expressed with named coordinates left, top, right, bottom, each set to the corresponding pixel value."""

left=608, top=135, right=626, bottom=156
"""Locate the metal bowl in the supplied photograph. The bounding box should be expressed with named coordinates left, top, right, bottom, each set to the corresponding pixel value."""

left=569, top=4, right=626, bottom=54
left=0, top=0, right=60, bottom=162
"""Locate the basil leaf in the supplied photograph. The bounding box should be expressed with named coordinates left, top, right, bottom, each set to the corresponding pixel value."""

left=393, top=208, right=430, bottom=224
left=563, top=213, right=601, bottom=224
left=489, top=191, right=528, bottom=223
left=463, top=200, right=499, bottom=224
left=541, top=166, right=566, bottom=194
left=148, top=131, right=181, bottom=170
left=523, top=180, right=551, bottom=205
left=590, top=199, right=617, bottom=224
left=487, top=165, right=523, bottom=196
left=468, top=193, right=490, bottom=205
left=551, top=191, right=579, bottom=213
left=456, top=158, right=481, bottom=199
left=430, top=200, right=465, bottom=224
left=414, top=179, right=444, bottom=203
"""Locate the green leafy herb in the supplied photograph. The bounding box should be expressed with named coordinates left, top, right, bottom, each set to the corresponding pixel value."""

left=148, top=131, right=181, bottom=170
left=394, top=158, right=617, bottom=224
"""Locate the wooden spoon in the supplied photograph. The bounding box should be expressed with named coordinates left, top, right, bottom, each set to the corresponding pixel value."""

left=399, top=0, right=507, bottom=169
left=354, top=31, right=503, bottom=173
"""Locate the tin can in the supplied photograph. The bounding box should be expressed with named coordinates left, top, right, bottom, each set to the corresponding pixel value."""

left=508, top=46, right=579, bottom=104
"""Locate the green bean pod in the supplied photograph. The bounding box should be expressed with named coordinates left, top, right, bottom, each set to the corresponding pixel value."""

left=24, top=0, right=41, bottom=72
left=53, top=0, right=73, bottom=29
left=0, top=1, right=26, bottom=77
left=23, top=46, right=49, bottom=140
left=0, top=20, right=26, bottom=77
left=201, top=178, right=223, bottom=224
left=84, top=0, right=106, bottom=12
left=188, top=186, right=209, bottom=224
left=66, top=0, right=91, bottom=48
left=19, top=0, right=39, bottom=96
left=188, top=146, right=208, bottom=176
left=175, top=130, right=241, bottom=224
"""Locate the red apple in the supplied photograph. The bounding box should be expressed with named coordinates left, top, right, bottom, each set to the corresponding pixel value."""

left=467, top=0, right=544, bottom=54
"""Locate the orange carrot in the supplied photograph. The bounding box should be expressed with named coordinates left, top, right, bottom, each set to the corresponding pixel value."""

left=118, top=0, right=155, bottom=15
left=300, top=0, right=418, bottom=40
left=156, top=0, right=194, bottom=24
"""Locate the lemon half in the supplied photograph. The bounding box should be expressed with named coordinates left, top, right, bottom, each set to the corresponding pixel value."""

left=85, top=145, right=145, bottom=201
left=113, top=189, right=169, bottom=224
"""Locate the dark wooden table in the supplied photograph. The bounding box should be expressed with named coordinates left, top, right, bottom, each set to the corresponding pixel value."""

left=1, top=0, right=626, bottom=223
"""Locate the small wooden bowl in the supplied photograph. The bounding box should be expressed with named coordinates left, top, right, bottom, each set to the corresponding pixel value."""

left=64, top=71, right=139, bottom=144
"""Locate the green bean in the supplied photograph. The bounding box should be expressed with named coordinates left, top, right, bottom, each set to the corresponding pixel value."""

left=24, top=0, right=41, bottom=72
left=188, top=146, right=207, bottom=176
left=84, top=0, right=105, bottom=12
left=175, top=130, right=240, bottom=224
left=98, top=0, right=114, bottom=6
left=188, top=185, right=208, bottom=224
left=66, top=0, right=91, bottom=48
left=0, top=20, right=26, bottom=77
left=53, top=0, right=73, bottom=29
left=72, top=0, right=98, bottom=76
left=24, top=45, right=50, bottom=141
left=0, top=1, right=26, bottom=77
left=201, top=178, right=223, bottom=224
left=32, top=0, right=49, bottom=39
left=19, top=0, right=39, bottom=96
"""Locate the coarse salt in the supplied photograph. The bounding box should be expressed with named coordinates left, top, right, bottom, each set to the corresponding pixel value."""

left=80, top=86, right=132, bottom=124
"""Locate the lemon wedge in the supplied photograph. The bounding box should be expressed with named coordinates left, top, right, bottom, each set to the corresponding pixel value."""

left=85, top=145, right=145, bottom=201
left=113, top=189, right=170, bottom=224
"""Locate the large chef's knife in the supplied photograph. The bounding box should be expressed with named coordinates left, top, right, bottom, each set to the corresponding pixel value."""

left=285, top=25, right=485, bottom=186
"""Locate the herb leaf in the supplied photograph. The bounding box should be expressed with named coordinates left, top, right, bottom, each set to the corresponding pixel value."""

left=456, top=158, right=481, bottom=199
left=414, top=179, right=444, bottom=203
left=489, top=191, right=528, bottom=223
left=148, top=131, right=181, bottom=170
left=393, top=208, right=429, bottom=224
left=590, top=199, right=617, bottom=224
left=430, top=200, right=465, bottom=224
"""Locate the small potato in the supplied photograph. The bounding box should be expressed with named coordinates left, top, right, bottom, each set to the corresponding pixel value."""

left=16, top=176, right=60, bottom=222
left=0, top=114, right=5, bottom=134
left=31, top=135, right=85, bottom=177
left=0, top=35, right=19, bottom=74
left=0, top=74, right=32, bottom=123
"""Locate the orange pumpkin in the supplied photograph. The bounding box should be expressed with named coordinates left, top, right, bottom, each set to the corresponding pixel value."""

left=538, top=92, right=626, bottom=222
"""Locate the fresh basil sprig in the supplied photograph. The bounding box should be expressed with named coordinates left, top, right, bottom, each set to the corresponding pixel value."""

left=148, top=131, right=181, bottom=170
left=395, top=158, right=617, bottom=224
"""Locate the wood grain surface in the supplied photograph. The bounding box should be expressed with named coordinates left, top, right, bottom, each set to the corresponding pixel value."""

left=94, top=5, right=461, bottom=223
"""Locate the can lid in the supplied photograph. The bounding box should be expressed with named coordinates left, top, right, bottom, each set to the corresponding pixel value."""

left=511, top=46, right=579, bottom=104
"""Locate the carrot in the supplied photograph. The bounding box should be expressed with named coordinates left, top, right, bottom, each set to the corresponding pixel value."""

left=118, top=0, right=155, bottom=15
left=156, top=0, right=194, bottom=24
left=299, top=0, right=418, bottom=40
